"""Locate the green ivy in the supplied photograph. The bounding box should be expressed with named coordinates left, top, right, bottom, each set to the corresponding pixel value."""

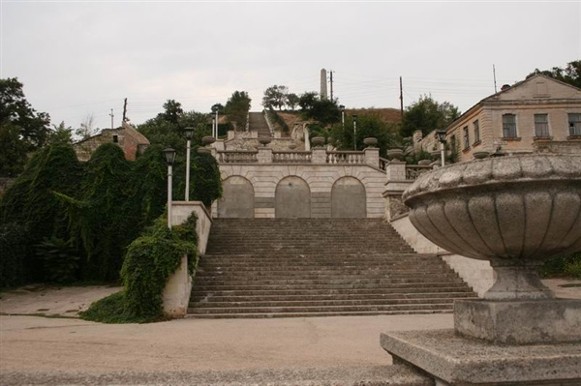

left=35, top=236, right=80, bottom=284
left=81, top=214, right=197, bottom=323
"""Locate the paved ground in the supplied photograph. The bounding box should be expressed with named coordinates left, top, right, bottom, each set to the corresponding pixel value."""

left=0, top=279, right=580, bottom=385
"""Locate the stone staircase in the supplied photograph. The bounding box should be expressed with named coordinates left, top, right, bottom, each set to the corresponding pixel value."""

left=188, top=218, right=477, bottom=318
left=248, top=112, right=271, bottom=137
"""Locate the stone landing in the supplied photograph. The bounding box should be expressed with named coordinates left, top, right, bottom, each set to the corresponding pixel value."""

left=381, top=329, right=581, bottom=385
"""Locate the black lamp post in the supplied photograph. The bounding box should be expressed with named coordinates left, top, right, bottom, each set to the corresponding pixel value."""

left=184, top=127, right=195, bottom=201
left=435, top=130, right=447, bottom=166
left=163, top=147, right=176, bottom=229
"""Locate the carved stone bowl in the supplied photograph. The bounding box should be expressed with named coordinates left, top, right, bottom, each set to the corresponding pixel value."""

left=403, top=154, right=581, bottom=299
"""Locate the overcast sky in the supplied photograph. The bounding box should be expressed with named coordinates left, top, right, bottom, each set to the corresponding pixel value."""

left=1, top=1, right=580, bottom=130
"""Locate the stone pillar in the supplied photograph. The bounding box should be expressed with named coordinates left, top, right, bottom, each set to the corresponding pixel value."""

left=213, top=139, right=225, bottom=151
left=257, top=147, right=273, bottom=164
left=385, top=160, right=406, bottom=181
left=383, top=160, right=412, bottom=221
left=311, top=148, right=327, bottom=164
left=163, top=201, right=213, bottom=318
left=364, top=147, right=379, bottom=168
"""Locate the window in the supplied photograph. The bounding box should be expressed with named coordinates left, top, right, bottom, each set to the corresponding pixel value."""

left=534, top=114, right=549, bottom=137
left=463, top=126, right=470, bottom=150
left=473, top=120, right=480, bottom=144
left=502, top=114, right=517, bottom=138
left=569, top=113, right=581, bottom=136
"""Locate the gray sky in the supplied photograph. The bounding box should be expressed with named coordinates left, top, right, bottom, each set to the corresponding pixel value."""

left=1, top=1, right=580, bottom=130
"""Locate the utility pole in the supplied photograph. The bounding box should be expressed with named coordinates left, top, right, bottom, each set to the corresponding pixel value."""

left=493, top=64, right=498, bottom=93
left=122, top=98, right=128, bottom=122
left=399, top=76, right=404, bottom=120
left=109, top=109, right=114, bottom=129
left=329, top=70, right=334, bottom=100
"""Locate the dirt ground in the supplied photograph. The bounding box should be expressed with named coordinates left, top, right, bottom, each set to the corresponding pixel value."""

left=0, top=279, right=579, bottom=385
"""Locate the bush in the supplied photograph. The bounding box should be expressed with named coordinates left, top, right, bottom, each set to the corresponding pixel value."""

left=82, top=214, right=197, bottom=323
left=35, top=236, right=80, bottom=284
left=0, top=144, right=83, bottom=284
left=539, top=252, right=581, bottom=279
left=0, top=222, right=29, bottom=288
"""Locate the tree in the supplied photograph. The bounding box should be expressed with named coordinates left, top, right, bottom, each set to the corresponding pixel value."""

left=224, top=91, right=251, bottom=130
left=49, top=121, right=73, bottom=145
left=0, top=78, right=51, bottom=177
left=286, top=93, right=300, bottom=110
left=401, top=95, right=460, bottom=137
left=75, top=114, right=97, bottom=140
left=262, top=85, right=288, bottom=110
left=329, top=113, right=400, bottom=155
left=298, top=92, right=341, bottom=126
left=161, top=99, right=184, bottom=124
left=529, top=60, right=581, bottom=89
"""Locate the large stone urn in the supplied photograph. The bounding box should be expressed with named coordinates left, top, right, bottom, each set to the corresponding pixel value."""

left=402, top=154, right=581, bottom=344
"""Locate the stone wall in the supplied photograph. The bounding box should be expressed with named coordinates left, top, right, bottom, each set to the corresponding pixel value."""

left=214, top=163, right=386, bottom=218
left=390, top=213, right=494, bottom=297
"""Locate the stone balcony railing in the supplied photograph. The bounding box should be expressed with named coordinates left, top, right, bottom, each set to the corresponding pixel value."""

left=215, top=147, right=380, bottom=168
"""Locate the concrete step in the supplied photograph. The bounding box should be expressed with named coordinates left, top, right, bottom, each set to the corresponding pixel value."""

left=191, top=291, right=474, bottom=303
left=188, top=303, right=454, bottom=315
left=189, top=297, right=473, bottom=309
left=186, top=309, right=451, bottom=319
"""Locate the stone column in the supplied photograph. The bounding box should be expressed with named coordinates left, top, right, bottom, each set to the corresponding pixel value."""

left=257, top=147, right=273, bottom=164
left=385, top=160, right=406, bottom=181
left=364, top=147, right=379, bottom=168
left=311, top=148, right=327, bottom=164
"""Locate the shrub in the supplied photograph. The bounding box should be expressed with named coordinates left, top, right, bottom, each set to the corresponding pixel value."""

left=0, top=144, right=83, bottom=283
left=0, top=222, right=29, bottom=288
left=35, top=236, right=80, bottom=284
left=81, top=214, right=197, bottom=323
left=539, top=252, right=581, bottom=279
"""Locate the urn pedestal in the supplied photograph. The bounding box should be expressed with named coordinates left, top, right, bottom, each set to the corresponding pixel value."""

left=381, top=154, right=581, bottom=385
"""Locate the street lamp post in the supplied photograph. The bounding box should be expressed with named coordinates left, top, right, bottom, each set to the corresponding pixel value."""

left=163, top=147, right=176, bottom=229
left=339, top=105, right=345, bottom=132
left=352, top=114, right=358, bottom=150
left=184, top=127, right=194, bottom=201
left=212, top=106, right=219, bottom=138
left=436, top=130, right=447, bottom=166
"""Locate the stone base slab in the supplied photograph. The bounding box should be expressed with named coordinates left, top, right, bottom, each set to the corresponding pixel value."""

left=454, top=299, right=581, bottom=344
left=380, top=329, right=581, bottom=385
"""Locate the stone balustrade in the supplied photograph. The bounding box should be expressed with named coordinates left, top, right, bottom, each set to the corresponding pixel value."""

left=216, top=148, right=380, bottom=168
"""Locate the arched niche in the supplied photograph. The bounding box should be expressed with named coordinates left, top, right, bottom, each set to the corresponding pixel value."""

left=275, top=176, right=311, bottom=218
left=218, top=176, right=254, bottom=218
left=331, top=176, right=366, bottom=218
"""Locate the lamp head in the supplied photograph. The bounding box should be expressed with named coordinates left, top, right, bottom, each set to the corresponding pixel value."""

left=436, top=130, right=447, bottom=143
left=163, top=147, right=176, bottom=166
left=184, top=127, right=194, bottom=140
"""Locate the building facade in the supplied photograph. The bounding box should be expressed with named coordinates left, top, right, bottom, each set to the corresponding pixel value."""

left=418, top=74, right=581, bottom=162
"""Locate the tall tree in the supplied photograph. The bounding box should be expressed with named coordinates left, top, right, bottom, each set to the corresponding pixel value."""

left=75, top=114, right=97, bottom=140
left=262, top=85, right=288, bottom=110
left=0, top=78, right=51, bottom=177
left=224, top=91, right=251, bottom=130
left=401, top=95, right=460, bottom=137
left=529, top=60, right=581, bottom=89
left=286, top=93, right=300, bottom=110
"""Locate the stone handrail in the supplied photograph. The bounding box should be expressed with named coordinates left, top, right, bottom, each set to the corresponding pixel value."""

left=272, top=151, right=312, bottom=163
left=217, top=150, right=258, bottom=163
left=327, top=151, right=366, bottom=165
left=405, top=165, right=432, bottom=180
left=379, top=157, right=390, bottom=171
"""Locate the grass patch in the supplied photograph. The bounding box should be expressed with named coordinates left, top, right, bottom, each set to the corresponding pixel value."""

left=79, top=291, right=166, bottom=324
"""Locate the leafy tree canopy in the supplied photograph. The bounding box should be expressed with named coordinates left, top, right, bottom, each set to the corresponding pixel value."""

left=299, top=92, right=341, bottom=126
left=401, top=94, right=460, bottom=137
left=224, top=91, right=251, bottom=130
left=262, top=85, right=288, bottom=110
left=0, top=78, right=51, bottom=177
left=528, top=60, right=581, bottom=89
